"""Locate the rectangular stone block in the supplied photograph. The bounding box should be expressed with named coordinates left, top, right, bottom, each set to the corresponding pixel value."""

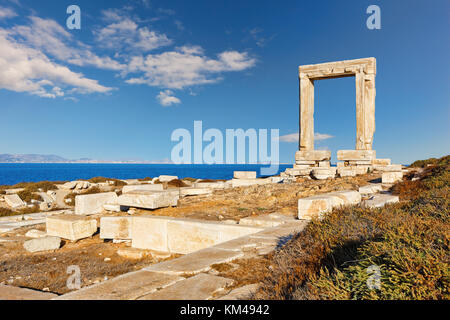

left=348, top=160, right=372, bottom=165
left=118, top=190, right=179, bottom=209
left=293, top=164, right=313, bottom=169
left=337, top=150, right=376, bottom=161
left=363, top=194, right=399, bottom=208
left=46, top=215, right=97, bottom=241
left=194, top=182, right=226, bottom=189
left=131, top=216, right=169, bottom=251
left=372, top=158, right=391, bottom=166
left=286, top=168, right=312, bottom=176
left=359, top=184, right=383, bottom=194
left=75, top=192, right=118, bottom=215
left=233, top=171, right=257, bottom=179
left=312, top=167, right=337, bottom=179
left=100, top=216, right=132, bottom=240
left=298, top=196, right=334, bottom=220
left=122, top=184, right=164, bottom=194
left=179, top=187, right=212, bottom=197
left=294, top=160, right=316, bottom=165
left=295, top=150, right=331, bottom=161
left=158, top=175, right=178, bottom=182
left=230, top=178, right=271, bottom=188
left=336, top=162, right=345, bottom=168
left=23, top=236, right=61, bottom=252
left=338, top=167, right=357, bottom=177
left=318, top=161, right=330, bottom=167
left=4, top=194, right=25, bottom=209
left=382, top=172, right=403, bottom=184
left=373, top=164, right=402, bottom=172
left=327, top=190, right=361, bottom=206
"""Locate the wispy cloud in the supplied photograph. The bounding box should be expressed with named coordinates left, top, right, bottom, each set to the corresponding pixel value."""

left=126, top=46, right=256, bottom=89
left=157, top=89, right=181, bottom=106
left=0, top=6, right=16, bottom=19
left=248, top=27, right=275, bottom=48
left=278, top=132, right=334, bottom=143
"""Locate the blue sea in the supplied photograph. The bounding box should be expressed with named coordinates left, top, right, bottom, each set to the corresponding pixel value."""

left=0, top=163, right=292, bottom=186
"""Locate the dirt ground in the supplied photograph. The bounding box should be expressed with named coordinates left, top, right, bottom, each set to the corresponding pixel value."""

left=0, top=173, right=380, bottom=295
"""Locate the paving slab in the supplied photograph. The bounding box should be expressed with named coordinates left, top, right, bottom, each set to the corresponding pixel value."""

left=138, top=273, right=233, bottom=300
left=144, top=247, right=244, bottom=275
left=0, top=284, right=57, bottom=300
left=54, top=270, right=182, bottom=300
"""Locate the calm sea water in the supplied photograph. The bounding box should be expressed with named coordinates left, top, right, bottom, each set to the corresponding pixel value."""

left=0, top=163, right=292, bottom=186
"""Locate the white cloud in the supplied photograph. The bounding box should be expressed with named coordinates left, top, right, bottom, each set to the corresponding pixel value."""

left=0, top=30, right=113, bottom=98
left=278, top=132, right=334, bottom=143
left=95, top=10, right=171, bottom=53
left=12, top=16, right=125, bottom=71
left=157, top=90, right=181, bottom=106
left=0, top=6, right=16, bottom=19
left=248, top=27, right=275, bottom=48
left=125, top=46, right=256, bottom=89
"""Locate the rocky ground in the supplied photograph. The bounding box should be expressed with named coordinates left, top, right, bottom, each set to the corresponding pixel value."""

left=0, top=172, right=381, bottom=295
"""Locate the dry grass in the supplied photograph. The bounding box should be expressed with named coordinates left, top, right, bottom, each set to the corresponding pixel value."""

left=253, top=155, right=449, bottom=300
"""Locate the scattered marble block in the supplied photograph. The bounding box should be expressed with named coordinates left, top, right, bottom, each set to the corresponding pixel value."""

left=179, top=187, right=212, bottom=197
left=338, top=167, right=357, bottom=177
left=194, top=182, right=226, bottom=189
left=122, top=184, right=164, bottom=194
left=298, top=196, right=334, bottom=220
left=382, top=172, right=403, bottom=184
left=230, top=178, right=271, bottom=188
left=336, top=162, right=345, bottom=167
left=4, top=194, right=25, bottom=209
left=118, top=190, right=179, bottom=209
left=117, top=247, right=149, bottom=260
left=373, top=164, right=402, bottom=172
left=239, top=213, right=293, bottom=228
left=363, top=194, right=399, bottom=208
left=295, top=150, right=331, bottom=161
left=23, top=236, right=61, bottom=252
left=75, top=192, right=118, bottom=215
left=337, top=150, right=376, bottom=161
left=233, top=171, right=257, bottom=179
left=285, top=168, right=312, bottom=176
left=318, top=161, right=330, bottom=167
left=359, top=184, right=383, bottom=195
left=46, top=215, right=98, bottom=241
left=158, top=175, right=178, bottom=182
left=102, top=204, right=121, bottom=212
left=372, top=158, right=391, bottom=166
left=100, top=216, right=132, bottom=240
left=311, top=167, right=337, bottom=180
left=327, top=190, right=362, bottom=206
left=25, top=229, right=47, bottom=238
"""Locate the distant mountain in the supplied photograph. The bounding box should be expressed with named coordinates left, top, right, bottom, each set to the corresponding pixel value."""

left=0, top=154, right=150, bottom=164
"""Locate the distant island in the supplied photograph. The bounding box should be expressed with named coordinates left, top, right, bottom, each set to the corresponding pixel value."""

left=0, top=154, right=154, bottom=164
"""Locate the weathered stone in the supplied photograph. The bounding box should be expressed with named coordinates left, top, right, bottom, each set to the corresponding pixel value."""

left=138, top=273, right=233, bottom=300
left=100, top=216, right=132, bottom=240
left=158, top=175, right=178, bottom=182
left=144, top=247, right=244, bottom=275
left=0, top=284, right=57, bottom=300
left=373, top=164, right=402, bottom=172
left=382, top=172, right=403, bottom=184
left=348, top=160, right=372, bottom=165
left=102, top=204, right=121, bottom=212
left=131, top=216, right=262, bottom=254
left=46, top=215, right=97, bottom=241
left=118, top=190, right=179, bottom=209
left=359, top=184, right=383, bottom=194
left=231, top=178, right=271, bottom=188
left=23, top=236, right=61, bottom=252
left=286, top=168, right=312, bottom=176
left=122, top=184, right=164, bottom=194
left=298, top=196, right=334, bottom=220
left=4, top=194, right=25, bottom=209
left=372, top=158, right=391, bottom=166
left=337, top=150, right=376, bottom=161
left=117, top=247, right=149, bottom=260
left=328, top=190, right=361, bottom=206
left=295, top=150, right=331, bottom=161
left=194, top=182, right=227, bottom=189
left=25, top=229, right=47, bottom=238
left=75, top=192, right=118, bottom=215
left=239, top=213, right=293, bottom=228
left=179, top=187, right=212, bottom=197
left=318, top=161, right=330, bottom=167
left=233, top=171, right=257, bottom=179
left=54, top=270, right=182, bottom=300
left=294, top=160, right=316, bottom=166
left=311, top=167, right=337, bottom=180
left=337, top=167, right=357, bottom=177
left=336, top=162, right=345, bottom=167
left=363, top=194, right=399, bottom=208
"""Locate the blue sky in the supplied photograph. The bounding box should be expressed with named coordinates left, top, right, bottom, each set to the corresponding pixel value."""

left=0, top=0, right=448, bottom=164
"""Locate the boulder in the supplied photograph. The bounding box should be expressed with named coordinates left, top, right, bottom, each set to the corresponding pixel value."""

left=23, top=236, right=61, bottom=252
left=75, top=192, right=118, bottom=215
